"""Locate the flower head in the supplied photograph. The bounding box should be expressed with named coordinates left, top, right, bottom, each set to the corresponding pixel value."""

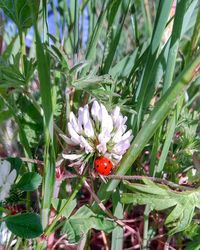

left=61, top=100, right=133, bottom=173
left=0, top=160, right=16, bottom=202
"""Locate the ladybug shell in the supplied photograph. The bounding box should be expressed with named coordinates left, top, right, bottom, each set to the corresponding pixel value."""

left=94, top=156, right=113, bottom=176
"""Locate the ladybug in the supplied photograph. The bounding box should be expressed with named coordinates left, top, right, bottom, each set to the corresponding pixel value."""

left=94, top=156, right=113, bottom=176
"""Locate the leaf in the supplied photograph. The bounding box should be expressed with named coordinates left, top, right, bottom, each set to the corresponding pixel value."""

left=34, top=15, right=56, bottom=227
left=7, top=157, right=22, bottom=173
left=0, top=110, right=13, bottom=123
left=16, top=172, right=42, bottom=191
left=0, top=0, right=40, bottom=30
left=72, top=74, right=113, bottom=90
left=5, top=213, right=43, bottom=239
left=185, top=241, right=200, bottom=250
left=121, top=179, right=200, bottom=234
left=52, top=198, right=76, bottom=218
left=61, top=206, right=115, bottom=243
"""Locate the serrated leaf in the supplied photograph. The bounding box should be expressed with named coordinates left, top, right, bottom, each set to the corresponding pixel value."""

left=0, top=0, right=40, bottom=30
left=72, top=74, right=113, bottom=90
left=16, top=172, right=42, bottom=191
left=61, top=206, right=115, bottom=243
left=121, top=180, right=200, bottom=234
left=5, top=213, right=43, bottom=239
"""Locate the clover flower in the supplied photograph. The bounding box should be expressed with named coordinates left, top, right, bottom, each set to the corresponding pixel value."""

left=61, top=100, right=133, bottom=173
left=0, top=160, right=16, bottom=201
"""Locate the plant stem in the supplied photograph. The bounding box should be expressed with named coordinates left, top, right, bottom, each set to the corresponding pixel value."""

left=142, top=205, right=151, bottom=250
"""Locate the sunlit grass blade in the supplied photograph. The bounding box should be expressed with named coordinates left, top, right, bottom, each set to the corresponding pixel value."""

left=134, top=0, right=173, bottom=131
left=33, top=11, right=56, bottom=228
left=101, top=0, right=130, bottom=74
left=81, top=1, right=110, bottom=76
left=163, top=0, right=187, bottom=93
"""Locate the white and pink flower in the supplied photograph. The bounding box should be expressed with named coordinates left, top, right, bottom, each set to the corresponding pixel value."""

left=61, top=100, right=133, bottom=172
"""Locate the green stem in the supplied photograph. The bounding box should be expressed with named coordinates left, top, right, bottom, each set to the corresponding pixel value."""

left=142, top=205, right=151, bottom=250
left=186, top=6, right=200, bottom=62
left=19, top=31, right=26, bottom=72
left=44, top=176, right=86, bottom=236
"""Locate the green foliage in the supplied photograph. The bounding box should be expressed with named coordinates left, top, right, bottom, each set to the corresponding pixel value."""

left=16, top=172, right=42, bottom=191
left=121, top=179, right=200, bottom=234
left=52, top=198, right=76, bottom=218
left=7, top=157, right=22, bottom=173
left=5, top=213, right=43, bottom=239
left=0, top=0, right=199, bottom=248
left=61, top=205, right=115, bottom=243
left=0, top=0, right=40, bottom=30
left=0, top=53, right=36, bottom=89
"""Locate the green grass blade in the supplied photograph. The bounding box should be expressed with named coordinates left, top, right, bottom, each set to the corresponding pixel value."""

left=149, top=127, right=162, bottom=176
left=187, top=4, right=200, bottom=61
left=81, top=1, right=109, bottom=76
left=156, top=98, right=183, bottom=175
left=101, top=0, right=130, bottom=74
left=111, top=189, right=123, bottom=250
left=163, top=0, right=187, bottom=93
left=134, top=0, right=173, bottom=130
left=33, top=9, right=55, bottom=228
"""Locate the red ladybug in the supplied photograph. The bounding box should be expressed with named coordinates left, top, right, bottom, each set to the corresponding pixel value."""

left=94, top=156, right=113, bottom=176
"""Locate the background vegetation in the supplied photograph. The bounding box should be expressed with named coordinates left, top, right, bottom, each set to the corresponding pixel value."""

left=0, top=0, right=200, bottom=249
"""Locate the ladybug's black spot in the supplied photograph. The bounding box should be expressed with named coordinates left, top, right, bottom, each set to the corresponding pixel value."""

left=104, top=166, right=107, bottom=169
left=96, top=164, right=100, bottom=168
left=109, top=161, right=111, bottom=163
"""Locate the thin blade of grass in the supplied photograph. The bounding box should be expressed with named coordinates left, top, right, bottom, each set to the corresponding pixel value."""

left=134, top=0, right=173, bottom=131
left=163, top=0, right=187, bottom=93
left=101, top=0, right=130, bottom=74
left=111, top=189, right=123, bottom=250
left=32, top=6, right=56, bottom=228
left=156, top=97, right=183, bottom=175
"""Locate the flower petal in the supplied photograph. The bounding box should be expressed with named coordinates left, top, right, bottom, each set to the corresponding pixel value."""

left=84, top=120, right=94, bottom=138
left=112, top=127, right=124, bottom=143
left=59, top=134, right=78, bottom=146
left=112, top=139, right=131, bottom=155
left=79, top=136, right=94, bottom=153
left=82, top=105, right=90, bottom=127
left=121, top=129, right=133, bottom=141
left=91, top=100, right=101, bottom=121
left=96, top=143, right=107, bottom=154
left=1, top=161, right=11, bottom=181
left=98, top=129, right=111, bottom=144
left=69, top=112, right=82, bottom=133
left=62, top=153, right=83, bottom=160
left=78, top=107, right=84, bottom=127
left=68, top=123, right=81, bottom=144
left=112, top=106, right=120, bottom=124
